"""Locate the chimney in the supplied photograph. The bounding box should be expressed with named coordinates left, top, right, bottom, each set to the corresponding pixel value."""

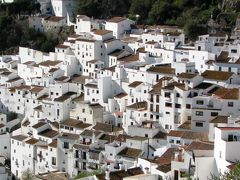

left=185, top=81, right=189, bottom=90
left=125, top=164, right=128, bottom=172
left=134, top=161, right=138, bottom=168
left=162, top=79, right=167, bottom=88
left=144, top=167, right=150, bottom=174
left=119, top=162, right=124, bottom=170
left=92, top=132, right=95, bottom=143
left=105, top=168, right=110, bottom=180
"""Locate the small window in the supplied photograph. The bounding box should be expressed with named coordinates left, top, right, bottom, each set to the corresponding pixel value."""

left=196, top=111, right=203, bottom=116
left=186, top=104, right=191, bottom=109
left=211, top=112, right=218, bottom=116
left=165, top=103, right=172, bottom=107
left=164, top=92, right=171, bottom=97
left=195, top=122, right=203, bottom=127
left=175, top=104, right=181, bottom=108
left=228, top=102, right=234, bottom=107
left=196, top=100, right=204, bottom=105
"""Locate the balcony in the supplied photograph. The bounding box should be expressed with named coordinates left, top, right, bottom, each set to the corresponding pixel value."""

left=75, top=153, right=79, bottom=159
left=80, top=141, right=91, bottom=145
left=224, top=135, right=240, bottom=142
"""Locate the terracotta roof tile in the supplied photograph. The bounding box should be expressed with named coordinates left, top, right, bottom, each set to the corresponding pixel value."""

left=114, top=92, right=128, bottom=99
left=93, top=29, right=112, bottom=35
left=147, top=66, right=175, bottom=75
left=128, top=81, right=143, bottom=88
left=212, top=88, right=239, bottom=100
left=61, top=119, right=91, bottom=129
left=48, top=139, right=57, bottom=148
left=11, top=135, right=28, bottom=141
left=25, top=138, right=39, bottom=145
left=127, top=101, right=147, bottom=111
left=38, top=129, right=58, bottom=138
left=201, top=70, right=234, bottom=81
left=186, top=141, right=214, bottom=151
left=107, top=17, right=127, bottom=23
left=210, top=116, right=228, bottom=123
left=118, top=147, right=143, bottom=159
left=32, top=122, right=46, bottom=129
left=38, top=60, right=62, bottom=67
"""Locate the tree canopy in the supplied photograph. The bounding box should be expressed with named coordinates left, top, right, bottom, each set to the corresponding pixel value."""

left=77, top=0, right=240, bottom=40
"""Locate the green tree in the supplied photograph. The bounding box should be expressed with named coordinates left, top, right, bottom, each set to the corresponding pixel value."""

left=211, top=162, right=240, bottom=180
left=21, top=168, right=35, bottom=180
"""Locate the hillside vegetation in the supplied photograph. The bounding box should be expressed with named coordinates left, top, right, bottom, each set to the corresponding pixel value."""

left=0, top=0, right=239, bottom=54
left=0, top=0, right=58, bottom=54
left=78, top=0, right=240, bottom=39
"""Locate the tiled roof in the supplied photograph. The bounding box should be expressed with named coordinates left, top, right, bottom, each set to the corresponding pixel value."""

left=54, top=92, right=77, bottom=102
left=201, top=70, right=233, bottom=81
left=118, top=54, right=139, bottom=62
left=178, top=121, right=191, bottom=130
left=107, top=16, right=127, bottom=23
left=153, top=131, right=167, bottom=139
left=210, top=116, right=228, bottom=123
left=149, top=80, right=164, bottom=94
left=114, top=92, right=128, bottom=99
left=186, top=141, right=214, bottom=151
left=32, top=122, right=46, bottom=129
left=70, top=75, right=91, bottom=83
left=178, top=73, right=197, bottom=79
left=73, top=144, right=89, bottom=150
left=162, top=82, right=185, bottom=90
left=168, top=130, right=209, bottom=141
left=93, top=29, right=112, bottom=35
left=55, top=76, right=69, bottom=82
left=212, top=87, right=239, bottom=100
left=34, top=105, right=42, bottom=112
left=128, top=81, right=143, bottom=88
left=118, top=147, right=143, bottom=159
left=147, top=66, right=175, bottom=74
left=146, top=41, right=158, bottom=45
left=38, top=129, right=59, bottom=138
left=61, top=119, right=91, bottom=129
left=127, top=101, right=147, bottom=111
left=30, top=86, right=44, bottom=93
left=11, top=135, right=28, bottom=141
left=25, top=138, right=39, bottom=145
left=38, top=60, right=62, bottom=67
left=80, top=129, right=102, bottom=137
left=93, top=122, right=123, bottom=133
left=96, top=167, right=143, bottom=180
left=156, top=164, right=171, bottom=173
left=60, top=133, right=79, bottom=140
left=102, top=65, right=116, bottom=72
left=216, top=51, right=230, bottom=63
left=48, top=139, right=57, bottom=148
left=154, top=148, right=177, bottom=165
